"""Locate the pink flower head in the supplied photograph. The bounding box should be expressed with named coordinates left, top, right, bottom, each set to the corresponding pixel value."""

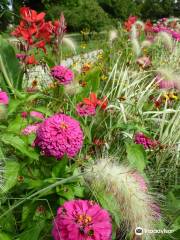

left=30, top=111, right=45, bottom=119
left=131, top=172, right=148, bottom=192
left=134, top=132, right=158, bottom=149
left=137, top=56, right=151, bottom=69
left=51, top=65, right=74, bottom=85
left=22, top=123, right=40, bottom=135
left=16, top=53, right=26, bottom=61
left=76, top=102, right=96, bottom=117
left=0, top=91, right=9, bottom=105
left=34, top=114, right=83, bottom=159
left=52, top=199, right=112, bottom=240
left=155, top=75, right=176, bottom=89
left=21, top=112, right=28, bottom=118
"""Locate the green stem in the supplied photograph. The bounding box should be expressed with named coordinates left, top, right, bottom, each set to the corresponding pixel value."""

left=0, top=172, right=86, bottom=219
left=0, top=55, right=14, bottom=91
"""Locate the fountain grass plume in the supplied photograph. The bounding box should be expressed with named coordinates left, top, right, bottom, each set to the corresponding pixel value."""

left=62, top=36, right=76, bottom=54
left=131, top=38, right=141, bottom=57
left=109, top=30, right=118, bottom=46
left=85, top=158, right=159, bottom=239
left=155, top=31, right=174, bottom=51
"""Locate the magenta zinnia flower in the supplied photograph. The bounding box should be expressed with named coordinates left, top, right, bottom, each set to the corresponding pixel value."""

left=134, top=132, right=158, bottom=149
left=34, top=114, right=83, bottom=159
left=51, top=65, right=74, bottom=85
left=52, top=199, right=112, bottom=240
left=76, top=102, right=96, bottom=117
left=0, top=91, right=9, bottom=105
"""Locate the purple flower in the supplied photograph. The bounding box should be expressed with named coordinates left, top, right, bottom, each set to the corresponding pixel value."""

left=0, top=91, right=9, bottom=105
left=16, top=53, right=26, bottom=61
left=134, top=132, right=158, bottom=149
left=52, top=200, right=112, bottom=240
left=51, top=65, right=74, bottom=85
left=22, top=123, right=40, bottom=135
left=34, top=114, right=83, bottom=159
left=76, top=102, right=96, bottom=117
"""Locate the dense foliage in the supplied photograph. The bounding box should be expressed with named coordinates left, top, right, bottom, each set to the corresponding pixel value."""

left=2, top=0, right=180, bottom=31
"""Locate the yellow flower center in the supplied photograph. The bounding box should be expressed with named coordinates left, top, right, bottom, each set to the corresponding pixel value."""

left=76, top=214, right=92, bottom=226
left=60, top=122, right=68, bottom=129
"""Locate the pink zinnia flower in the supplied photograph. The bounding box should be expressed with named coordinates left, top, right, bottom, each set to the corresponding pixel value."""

left=76, top=102, right=96, bottom=117
left=131, top=172, right=148, bottom=192
left=134, top=132, right=158, bottom=149
left=52, top=199, right=112, bottom=240
left=34, top=114, right=83, bottom=159
left=22, top=123, right=40, bottom=135
left=137, top=56, right=151, bottom=69
left=51, top=65, right=74, bottom=85
left=30, top=111, right=44, bottom=119
left=0, top=91, right=9, bottom=105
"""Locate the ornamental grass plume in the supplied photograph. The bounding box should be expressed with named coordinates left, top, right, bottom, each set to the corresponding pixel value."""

left=85, top=158, right=160, bottom=239
left=109, top=30, right=118, bottom=46
left=34, top=114, right=83, bottom=159
left=155, top=31, right=174, bottom=51
left=52, top=199, right=112, bottom=240
left=155, top=68, right=180, bottom=90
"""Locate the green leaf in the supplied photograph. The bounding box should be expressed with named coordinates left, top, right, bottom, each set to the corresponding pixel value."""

left=0, top=36, right=23, bottom=91
left=2, top=161, right=20, bottom=193
left=17, top=221, right=45, bottom=240
left=52, top=157, right=68, bottom=178
left=98, top=193, right=121, bottom=226
left=1, top=134, right=39, bottom=160
left=0, top=232, right=12, bottom=240
left=8, top=99, right=22, bottom=116
left=126, top=143, right=147, bottom=172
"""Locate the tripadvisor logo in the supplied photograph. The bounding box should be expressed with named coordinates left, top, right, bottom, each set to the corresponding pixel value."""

left=135, top=227, right=143, bottom=236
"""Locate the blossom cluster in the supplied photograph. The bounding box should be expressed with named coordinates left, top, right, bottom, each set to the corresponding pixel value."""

left=52, top=200, right=112, bottom=240
left=51, top=65, right=74, bottom=85
left=76, top=93, right=108, bottom=117
left=12, top=7, right=66, bottom=53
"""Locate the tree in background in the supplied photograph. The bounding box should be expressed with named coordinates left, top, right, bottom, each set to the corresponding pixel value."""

left=42, top=0, right=113, bottom=32
left=141, top=0, right=175, bottom=19
left=0, top=0, right=11, bottom=31
left=98, top=0, right=140, bottom=20
left=3, top=0, right=180, bottom=32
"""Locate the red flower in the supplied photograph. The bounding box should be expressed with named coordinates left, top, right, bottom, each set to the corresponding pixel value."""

left=25, top=55, right=38, bottom=65
left=53, top=13, right=66, bottom=37
left=124, top=16, right=138, bottom=31
left=145, top=20, right=153, bottom=32
left=36, top=40, right=46, bottom=53
left=83, top=93, right=98, bottom=107
left=20, top=7, right=45, bottom=23
left=83, top=93, right=108, bottom=110
left=97, top=96, right=108, bottom=110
